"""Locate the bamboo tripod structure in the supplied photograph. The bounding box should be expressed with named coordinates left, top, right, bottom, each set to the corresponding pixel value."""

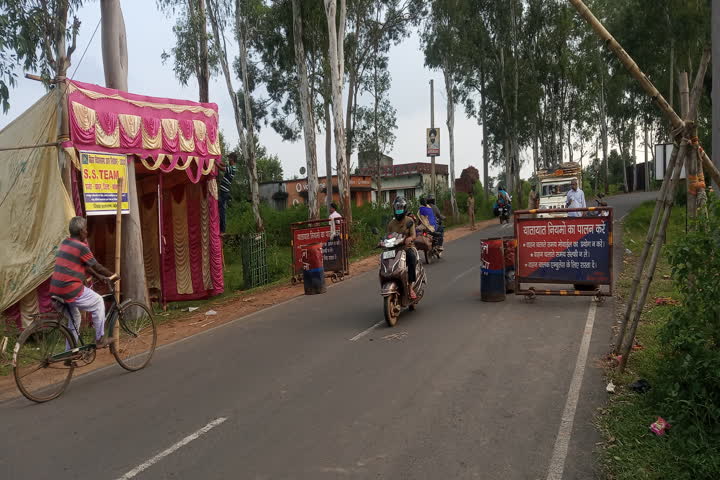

left=568, top=0, right=714, bottom=371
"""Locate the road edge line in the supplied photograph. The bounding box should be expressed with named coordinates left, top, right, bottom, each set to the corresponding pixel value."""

left=115, top=417, right=228, bottom=480
left=545, top=301, right=598, bottom=480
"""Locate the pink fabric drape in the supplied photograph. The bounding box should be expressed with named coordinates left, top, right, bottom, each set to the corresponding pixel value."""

left=97, top=111, right=118, bottom=135
left=179, top=119, right=194, bottom=141
left=161, top=188, right=178, bottom=299
left=143, top=117, right=161, bottom=137
left=3, top=279, right=54, bottom=330
left=69, top=105, right=96, bottom=144
left=162, top=127, right=179, bottom=153
left=207, top=182, right=224, bottom=295
left=186, top=184, right=205, bottom=295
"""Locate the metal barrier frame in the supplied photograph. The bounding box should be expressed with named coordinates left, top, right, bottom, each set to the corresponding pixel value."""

left=513, top=207, right=614, bottom=299
left=290, top=218, right=350, bottom=284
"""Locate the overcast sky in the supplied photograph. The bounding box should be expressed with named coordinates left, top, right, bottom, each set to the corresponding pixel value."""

left=0, top=2, right=530, bottom=183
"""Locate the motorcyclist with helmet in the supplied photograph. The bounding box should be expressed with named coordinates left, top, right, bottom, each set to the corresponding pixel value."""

left=386, top=196, right=418, bottom=299
left=493, top=185, right=512, bottom=217
left=426, top=194, right=445, bottom=251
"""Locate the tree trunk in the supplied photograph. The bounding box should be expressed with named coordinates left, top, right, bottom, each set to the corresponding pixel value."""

left=644, top=120, right=649, bottom=191
left=324, top=84, right=333, bottom=212
left=444, top=66, right=458, bottom=219
left=291, top=0, right=320, bottom=220
left=600, top=72, right=609, bottom=193
left=632, top=116, right=637, bottom=192
left=714, top=0, right=720, bottom=191
left=480, top=62, right=489, bottom=198
left=235, top=0, right=263, bottom=232
left=324, top=0, right=351, bottom=222
left=197, top=0, right=210, bottom=103
left=100, top=0, right=148, bottom=305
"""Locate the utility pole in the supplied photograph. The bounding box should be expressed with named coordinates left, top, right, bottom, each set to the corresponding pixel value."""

left=429, top=79, right=436, bottom=196
left=713, top=0, right=720, bottom=190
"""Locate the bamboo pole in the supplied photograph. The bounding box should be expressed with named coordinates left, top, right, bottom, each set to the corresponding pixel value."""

left=568, top=0, right=720, bottom=188
left=680, top=73, right=697, bottom=220
left=619, top=143, right=688, bottom=372
left=114, top=177, right=123, bottom=344
left=613, top=140, right=680, bottom=353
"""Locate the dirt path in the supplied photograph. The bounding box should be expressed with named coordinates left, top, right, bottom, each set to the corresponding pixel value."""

left=0, top=219, right=495, bottom=402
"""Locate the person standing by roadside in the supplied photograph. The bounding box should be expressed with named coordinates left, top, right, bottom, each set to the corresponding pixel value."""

left=467, top=192, right=476, bottom=230
left=218, top=152, right=237, bottom=234
left=529, top=184, right=540, bottom=210
left=566, top=179, right=586, bottom=217
left=329, top=202, right=342, bottom=237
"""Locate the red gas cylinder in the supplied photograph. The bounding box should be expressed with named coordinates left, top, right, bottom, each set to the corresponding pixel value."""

left=481, top=238, right=506, bottom=302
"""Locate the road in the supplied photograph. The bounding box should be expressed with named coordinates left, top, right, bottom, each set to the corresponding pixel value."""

left=0, top=192, right=655, bottom=480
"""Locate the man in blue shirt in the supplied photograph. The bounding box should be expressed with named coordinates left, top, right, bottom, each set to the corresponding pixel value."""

left=218, top=152, right=237, bottom=234
left=418, top=197, right=437, bottom=229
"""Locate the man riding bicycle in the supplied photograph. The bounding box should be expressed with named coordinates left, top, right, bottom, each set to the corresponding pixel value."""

left=49, top=216, right=119, bottom=349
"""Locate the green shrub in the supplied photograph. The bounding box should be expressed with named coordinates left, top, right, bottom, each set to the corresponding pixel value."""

left=651, top=197, right=720, bottom=470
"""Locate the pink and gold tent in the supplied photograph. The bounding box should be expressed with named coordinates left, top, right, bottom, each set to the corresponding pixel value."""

left=3, top=80, right=225, bottom=328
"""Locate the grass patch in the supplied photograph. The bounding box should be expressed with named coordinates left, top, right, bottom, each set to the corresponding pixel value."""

left=599, top=199, right=720, bottom=479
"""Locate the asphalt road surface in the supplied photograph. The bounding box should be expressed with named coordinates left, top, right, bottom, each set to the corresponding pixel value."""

left=0, top=192, right=656, bottom=480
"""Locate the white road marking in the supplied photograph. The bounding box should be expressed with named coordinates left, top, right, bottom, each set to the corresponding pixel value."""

left=116, top=417, right=228, bottom=480
left=545, top=301, right=597, bottom=480
left=450, top=264, right=480, bottom=285
left=349, top=321, right=384, bottom=342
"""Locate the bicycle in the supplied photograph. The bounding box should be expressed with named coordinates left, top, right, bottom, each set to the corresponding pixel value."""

left=12, top=276, right=157, bottom=403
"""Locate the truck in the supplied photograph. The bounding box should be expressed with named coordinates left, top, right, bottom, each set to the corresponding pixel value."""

left=537, top=162, right=582, bottom=215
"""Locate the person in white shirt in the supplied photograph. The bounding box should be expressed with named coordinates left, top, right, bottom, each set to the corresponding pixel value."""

left=565, top=179, right=586, bottom=217
left=329, top=202, right=342, bottom=220
left=329, top=202, right=342, bottom=237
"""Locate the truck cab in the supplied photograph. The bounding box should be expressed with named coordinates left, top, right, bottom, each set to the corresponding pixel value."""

left=537, top=163, right=582, bottom=216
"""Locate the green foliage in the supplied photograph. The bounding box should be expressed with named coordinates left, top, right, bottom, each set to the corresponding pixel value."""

left=602, top=201, right=720, bottom=479
left=0, top=0, right=83, bottom=112
left=657, top=199, right=720, bottom=438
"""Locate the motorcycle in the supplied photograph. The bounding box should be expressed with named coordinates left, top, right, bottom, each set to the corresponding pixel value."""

left=411, top=215, right=443, bottom=264
left=498, top=204, right=511, bottom=224
left=586, top=193, right=609, bottom=217
left=376, top=231, right=427, bottom=327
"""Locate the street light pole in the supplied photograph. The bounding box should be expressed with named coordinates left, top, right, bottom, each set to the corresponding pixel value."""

left=430, top=79, right=436, bottom=197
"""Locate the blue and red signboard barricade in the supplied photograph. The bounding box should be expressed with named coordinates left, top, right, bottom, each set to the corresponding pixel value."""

left=290, top=218, right=349, bottom=284
left=514, top=207, right=613, bottom=297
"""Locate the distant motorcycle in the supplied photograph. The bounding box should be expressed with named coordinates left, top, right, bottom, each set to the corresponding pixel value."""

left=498, top=204, right=511, bottom=224
left=586, top=193, right=609, bottom=217
left=376, top=232, right=427, bottom=327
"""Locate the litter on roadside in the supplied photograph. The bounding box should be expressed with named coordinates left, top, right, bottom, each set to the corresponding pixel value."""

left=630, top=379, right=651, bottom=394
left=205, top=310, right=218, bottom=316
left=650, top=417, right=670, bottom=436
left=625, top=248, right=632, bottom=255
left=186, top=307, right=199, bottom=312
left=655, top=297, right=679, bottom=306
left=606, top=381, right=616, bottom=394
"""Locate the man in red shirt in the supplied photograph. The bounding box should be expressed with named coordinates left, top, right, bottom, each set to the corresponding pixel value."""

left=50, top=217, right=118, bottom=348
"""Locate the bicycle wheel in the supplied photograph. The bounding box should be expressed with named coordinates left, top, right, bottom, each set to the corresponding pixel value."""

left=13, top=321, right=76, bottom=403
left=111, top=302, right=157, bottom=371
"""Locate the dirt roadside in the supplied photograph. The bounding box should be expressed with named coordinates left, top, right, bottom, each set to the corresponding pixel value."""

left=0, top=219, right=497, bottom=402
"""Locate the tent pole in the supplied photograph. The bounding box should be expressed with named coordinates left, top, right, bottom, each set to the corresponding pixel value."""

left=114, top=177, right=123, bottom=345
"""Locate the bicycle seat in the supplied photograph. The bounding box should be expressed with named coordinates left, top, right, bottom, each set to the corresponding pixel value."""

left=51, top=296, right=67, bottom=305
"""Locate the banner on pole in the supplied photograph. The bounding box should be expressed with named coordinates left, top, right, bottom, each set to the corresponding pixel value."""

left=79, top=151, right=129, bottom=216
left=426, top=128, right=440, bottom=157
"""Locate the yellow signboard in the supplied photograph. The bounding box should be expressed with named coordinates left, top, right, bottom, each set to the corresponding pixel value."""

left=79, top=151, right=129, bottom=216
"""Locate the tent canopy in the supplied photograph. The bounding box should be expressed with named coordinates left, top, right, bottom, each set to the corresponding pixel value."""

left=1, top=80, right=224, bottom=317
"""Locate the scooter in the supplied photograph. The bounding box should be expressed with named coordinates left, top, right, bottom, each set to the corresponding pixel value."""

left=376, top=232, right=427, bottom=327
